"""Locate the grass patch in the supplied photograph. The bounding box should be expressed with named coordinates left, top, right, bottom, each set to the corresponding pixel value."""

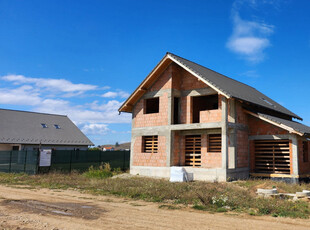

left=0, top=173, right=309, bottom=218
left=83, top=163, right=113, bottom=179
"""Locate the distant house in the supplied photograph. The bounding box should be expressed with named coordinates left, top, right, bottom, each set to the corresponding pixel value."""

left=0, top=109, right=94, bottom=151
left=99, top=142, right=131, bottom=151
left=102, top=147, right=114, bottom=151
left=119, top=52, right=310, bottom=183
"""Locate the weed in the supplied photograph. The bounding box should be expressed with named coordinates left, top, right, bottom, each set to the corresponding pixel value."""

left=83, top=165, right=113, bottom=179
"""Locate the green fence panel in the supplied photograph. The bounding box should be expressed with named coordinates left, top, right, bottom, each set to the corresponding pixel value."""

left=50, top=150, right=130, bottom=173
left=0, top=151, right=11, bottom=173
left=71, top=150, right=101, bottom=172
left=10, top=150, right=26, bottom=173
left=100, top=151, right=128, bottom=170
left=25, top=150, right=39, bottom=174
left=50, top=150, right=72, bottom=172
left=0, top=150, right=39, bottom=174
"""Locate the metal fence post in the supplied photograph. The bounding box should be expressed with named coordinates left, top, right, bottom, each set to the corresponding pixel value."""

left=23, top=150, right=28, bottom=173
left=9, top=151, right=12, bottom=173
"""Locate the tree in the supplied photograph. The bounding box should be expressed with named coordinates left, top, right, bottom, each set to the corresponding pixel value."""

left=115, top=142, right=120, bottom=147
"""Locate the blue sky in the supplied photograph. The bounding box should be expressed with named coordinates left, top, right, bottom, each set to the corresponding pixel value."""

left=0, top=0, right=309, bottom=146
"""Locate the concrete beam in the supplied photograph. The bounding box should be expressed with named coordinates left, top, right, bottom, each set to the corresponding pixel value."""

left=249, top=134, right=290, bottom=140
left=181, top=87, right=217, bottom=97
left=132, top=122, right=222, bottom=133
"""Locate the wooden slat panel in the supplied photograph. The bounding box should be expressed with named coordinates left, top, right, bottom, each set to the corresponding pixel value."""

left=185, top=135, right=201, bottom=167
left=254, top=139, right=290, bottom=174
left=208, top=134, right=221, bottom=152
left=143, top=136, right=158, bottom=153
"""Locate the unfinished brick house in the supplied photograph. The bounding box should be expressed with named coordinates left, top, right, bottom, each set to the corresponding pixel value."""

left=119, top=52, right=310, bottom=182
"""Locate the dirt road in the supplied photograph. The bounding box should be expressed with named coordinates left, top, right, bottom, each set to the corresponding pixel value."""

left=0, top=185, right=309, bottom=230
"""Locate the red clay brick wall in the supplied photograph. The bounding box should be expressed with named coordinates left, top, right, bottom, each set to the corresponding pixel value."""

left=237, top=130, right=249, bottom=168
left=180, top=96, right=192, bottom=124
left=201, top=134, right=222, bottom=168
left=132, top=136, right=167, bottom=167
left=236, top=101, right=248, bottom=125
left=200, top=109, right=221, bottom=123
left=148, top=65, right=173, bottom=91
left=171, top=134, right=222, bottom=168
left=298, top=140, right=310, bottom=175
left=180, top=94, right=222, bottom=124
left=248, top=116, right=289, bottom=135
left=132, top=64, right=175, bottom=128
left=133, top=92, right=169, bottom=128
left=179, top=69, right=207, bottom=90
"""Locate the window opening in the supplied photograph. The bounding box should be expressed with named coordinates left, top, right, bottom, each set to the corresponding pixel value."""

left=145, top=98, right=159, bottom=114
left=192, top=95, right=218, bottom=123
left=208, top=134, right=222, bottom=152
left=142, top=136, right=158, bottom=153
left=173, top=97, right=180, bottom=124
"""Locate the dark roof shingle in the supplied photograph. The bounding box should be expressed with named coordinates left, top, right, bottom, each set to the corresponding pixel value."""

left=255, top=112, right=310, bottom=136
left=168, top=52, right=302, bottom=120
left=0, top=109, right=93, bottom=146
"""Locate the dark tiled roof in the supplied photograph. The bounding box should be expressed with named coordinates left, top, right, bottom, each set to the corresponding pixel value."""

left=0, top=109, right=94, bottom=146
left=167, top=52, right=302, bottom=120
left=256, top=112, right=310, bottom=136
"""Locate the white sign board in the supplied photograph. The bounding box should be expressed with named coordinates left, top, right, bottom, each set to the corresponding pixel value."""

left=39, top=149, right=52, bottom=167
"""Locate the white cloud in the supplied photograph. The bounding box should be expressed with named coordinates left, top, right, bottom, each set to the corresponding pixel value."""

left=240, top=70, right=259, bottom=78
left=101, top=90, right=130, bottom=98
left=2, top=74, right=98, bottom=95
left=81, top=123, right=110, bottom=135
left=32, top=98, right=130, bottom=125
left=0, top=86, right=41, bottom=105
left=102, top=91, right=118, bottom=98
left=0, top=73, right=131, bottom=145
left=227, top=1, right=275, bottom=62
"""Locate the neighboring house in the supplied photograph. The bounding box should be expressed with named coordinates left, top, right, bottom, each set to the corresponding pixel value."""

left=0, top=109, right=94, bottom=151
left=102, top=147, right=114, bottom=151
left=119, top=52, right=310, bottom=183
left=99, top=142, right=131, bottom=151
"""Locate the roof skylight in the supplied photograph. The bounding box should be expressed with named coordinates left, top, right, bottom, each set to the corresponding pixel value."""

left=261, top=98, right=274, bottom=107
left=54, top=124, right=61, bottom=129
left=41, top=123, right=48, bottom=128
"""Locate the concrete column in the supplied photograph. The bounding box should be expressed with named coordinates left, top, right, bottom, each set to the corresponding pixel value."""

left=166, top=129, right=173, bottom=167
left=168, top=90, right=173, bottom=125
left=130, top=109, right=135, bottom=169
left=130, top=135, right=135, bottom=168
left=221, top=96, right=228, bottom=170
left=291, top=134, right=299, bottom=176
left=228, top=128, right=236, bottom=169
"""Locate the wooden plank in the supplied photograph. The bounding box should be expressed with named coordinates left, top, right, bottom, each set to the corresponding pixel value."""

left=254, top=139, right=290, bottom=174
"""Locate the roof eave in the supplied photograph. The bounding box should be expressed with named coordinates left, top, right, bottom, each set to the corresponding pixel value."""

left=118, top=54, right=173, bottom=113
left=245, top=110, right=304, bottom=136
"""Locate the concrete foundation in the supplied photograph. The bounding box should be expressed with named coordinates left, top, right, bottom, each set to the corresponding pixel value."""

left=130, top=166, right=227, bottom=182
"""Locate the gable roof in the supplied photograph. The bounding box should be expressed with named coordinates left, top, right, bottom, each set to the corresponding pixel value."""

left=0, top=109, right=94, bottom=146
left=119, top=52, right=301, bottom=120
left=246, top=110, right=310, bottom=137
